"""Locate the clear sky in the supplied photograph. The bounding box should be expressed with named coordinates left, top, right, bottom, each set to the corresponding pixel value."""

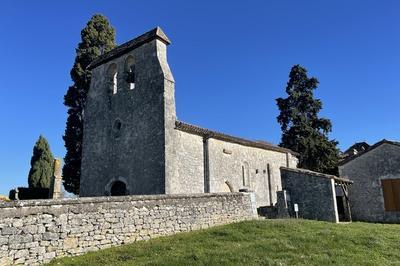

left=0, top=1, right=399, bottom=195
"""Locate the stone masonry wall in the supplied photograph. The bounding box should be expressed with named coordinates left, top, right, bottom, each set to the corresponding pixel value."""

left=339, top=143, right=400, bottom=223
left=0, top=193, right=256, bottom=265
left=207, top=139, right=298, bottom=207
left=81, top=34, right=174, bottom=197
left=168, top=130, right=204, bottom=194
left=280, top=167, right=338, bottom=222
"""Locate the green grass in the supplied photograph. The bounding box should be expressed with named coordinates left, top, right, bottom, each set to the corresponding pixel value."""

left=48, top=219, right=400, bottom=266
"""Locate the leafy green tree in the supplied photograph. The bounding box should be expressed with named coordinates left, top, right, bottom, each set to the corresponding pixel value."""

left=276, top=65, right=340, bottom=175
left=63, top=14, right=116, bottom=194
left=28, top=135, right=54, bottom=188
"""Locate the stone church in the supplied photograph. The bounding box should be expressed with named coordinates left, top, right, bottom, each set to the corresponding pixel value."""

left=79, top=27, right=298, bottom=208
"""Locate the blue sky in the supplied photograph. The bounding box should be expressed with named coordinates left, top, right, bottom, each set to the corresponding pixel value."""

left=0, top=1, right=399, bottom=195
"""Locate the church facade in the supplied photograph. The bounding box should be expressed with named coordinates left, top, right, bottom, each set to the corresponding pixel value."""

left=79, top=27, right=299, bottom=208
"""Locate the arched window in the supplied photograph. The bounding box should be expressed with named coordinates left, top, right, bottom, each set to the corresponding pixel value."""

left=242, top=162, right=250, bottom=187
left=107, top=63, right=118, bottom=94
left=110, top=181, right=126, bottom=196
left=124, top=55, right=135, bottom=90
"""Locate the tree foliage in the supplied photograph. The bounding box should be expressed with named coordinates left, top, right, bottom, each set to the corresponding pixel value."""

left=28, top=135, right=54, bottom=189
left=63, top=14, right=116, bottom=194
left=276, top=65, right=339, bottom=174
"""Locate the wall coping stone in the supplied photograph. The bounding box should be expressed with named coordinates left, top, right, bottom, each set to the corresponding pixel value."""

left=0, top=192, right=244, bottom=209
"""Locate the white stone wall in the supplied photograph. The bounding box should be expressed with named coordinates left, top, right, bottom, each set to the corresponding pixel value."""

left=207, top=138, right=296, bottom=207
left=0, top=193, right=256, bottom=265
left=168, top=130, right=204, bottom=193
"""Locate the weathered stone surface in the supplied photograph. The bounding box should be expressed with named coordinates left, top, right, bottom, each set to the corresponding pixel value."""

left=9, top=235, right=32, bottom=244
left=0, top=193, right=255, bottom=265
left=43, top=232, right=58, bottom=241
left=0, top=237, right=8, bottom=246
left=206, top=138, right=297, bottom=207
left=2, top=227, right=19, bottom=235
left=78, top=26, right=298, bottom=211
left=63, top=237, right=78, bottom=249
left=14, top=249, right=28, bottom=259
left=280, top=167, right=341, bottom=223
left=80, top=28, right=174, bottom=197
left=339, top=141, right=400, bottom=223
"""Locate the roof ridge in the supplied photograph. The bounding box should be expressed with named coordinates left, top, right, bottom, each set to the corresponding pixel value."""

left=339, top=139, right=400, bottom=166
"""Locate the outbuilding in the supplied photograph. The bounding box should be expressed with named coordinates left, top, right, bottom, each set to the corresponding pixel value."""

left=339, top=140, right=400, bottom=223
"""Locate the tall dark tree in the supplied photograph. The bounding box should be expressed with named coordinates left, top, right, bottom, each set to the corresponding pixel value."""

left=28, top=135, right=54, bottom=189
left=63, top=14, right=116, bottom=194
left=276, top=65, right=340, bottom=174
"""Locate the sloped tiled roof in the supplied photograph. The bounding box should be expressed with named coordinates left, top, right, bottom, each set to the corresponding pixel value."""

left=343, top=142, right=370, bottom=156
left=280, top=167, right=353, bottom=184
left=175, top=121, right=297, bottom=155
left=338, top=139, right=400, bottom=166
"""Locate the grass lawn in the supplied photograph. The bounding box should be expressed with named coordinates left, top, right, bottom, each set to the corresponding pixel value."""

left=48, top=219, right=400, bottom=265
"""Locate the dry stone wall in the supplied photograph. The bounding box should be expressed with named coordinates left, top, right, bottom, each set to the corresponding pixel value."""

left=0, top=193, right=256, bottom=265
left=280, top=167, right=339, bottom=222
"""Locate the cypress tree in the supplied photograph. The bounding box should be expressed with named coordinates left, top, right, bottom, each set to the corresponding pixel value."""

left=276, top=65, right=340, bottom=175
left=63, top=14, right=116, bottom=194
left=28, top=135, right=54, bottom=188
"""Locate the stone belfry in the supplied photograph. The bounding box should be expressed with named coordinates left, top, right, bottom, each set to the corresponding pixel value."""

left=80, top=27, right=176, bottom=197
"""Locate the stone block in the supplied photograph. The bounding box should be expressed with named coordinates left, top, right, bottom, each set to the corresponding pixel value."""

left=0, top=237, right=8, bottom=246
left=14, top=249, right=28, bottom=259
left=9, top=234, right=32, bottom=244
left=43, top=232, right=59, bottom=241
left=64, top=237, right=78, bottom=249
left=2, top=227, right=19, bottom=235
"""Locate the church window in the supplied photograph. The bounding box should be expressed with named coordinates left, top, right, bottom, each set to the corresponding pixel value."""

left=242, top=162, right=250, bottom=187
left=107, top=63, right=118, bottom=94
left=125, top=55, right=135, bottom=90
left=267, top=164, right=273, bottom=204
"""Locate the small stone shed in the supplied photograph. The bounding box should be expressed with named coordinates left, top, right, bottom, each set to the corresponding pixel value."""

left=339, top=140, right=400, bottom=223
left=278, top=167, right=353, bottom=223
